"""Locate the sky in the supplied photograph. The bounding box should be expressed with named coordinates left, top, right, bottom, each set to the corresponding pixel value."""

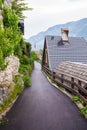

left=23, top=0, right=87, bottom=39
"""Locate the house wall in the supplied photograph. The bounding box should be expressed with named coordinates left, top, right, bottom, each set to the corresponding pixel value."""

left=42, top=41, right=49, bottom=67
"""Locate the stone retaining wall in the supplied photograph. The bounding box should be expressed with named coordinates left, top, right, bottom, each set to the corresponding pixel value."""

left=0, top=55, right=20, bottom=105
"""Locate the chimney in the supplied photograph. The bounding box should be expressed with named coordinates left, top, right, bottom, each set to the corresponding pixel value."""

left=61, top=28, right=69, bottom=44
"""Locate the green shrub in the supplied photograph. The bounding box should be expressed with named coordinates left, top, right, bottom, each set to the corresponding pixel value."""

left=14, top=44, right=22, bottom=58
left=20, top=55, right=30, bottom=65
left=23, top=74, right=31, bottom=87
left=0, top=48, right=9, bottom=70
left=3, top=6, right=18, bottom=28
left=0, top=48, right=4, bottom=68
left=0, top=0, right=33, bottom=120
left=0, top=61, right=9, bottom=71
left=14, top=75, right=24, bottom=95
left=0, top=117, right=8, bottom=126
left=0, top=75, right=24, bottom=115
left=19, top=64, right=29, bottom=74
left=0, top=0, right=3, bottom=9
left=30, top=51, right=39, bottom=61
left=19, top=64, right=32, bottom=75
left=21, top=42, right=26, bottom=55
left=72, top=96, right=83, bottom=104
left=28, top=64, right=32, bottom=75
left=80, top=106, right=87, bottom=117
left=2, top=6, right=22, bottom=58
left=29, top=57, right=34, bottom=69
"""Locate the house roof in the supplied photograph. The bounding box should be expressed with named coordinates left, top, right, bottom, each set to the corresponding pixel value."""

left=54, top=61, right=87, bottom=83
left=45, top=35, right=87, bottom=70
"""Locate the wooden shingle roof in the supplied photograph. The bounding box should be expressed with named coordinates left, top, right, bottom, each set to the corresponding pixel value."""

left=55, top=61, right=87, bottom=82
left=45, top=35, right=87, bottom=70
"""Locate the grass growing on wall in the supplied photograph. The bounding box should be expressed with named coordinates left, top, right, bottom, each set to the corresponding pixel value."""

left=23, top=74, right=31, bottom=87
left=0, top=0, right=37, bottom=121
left=0, top=75, right=24, bottom=115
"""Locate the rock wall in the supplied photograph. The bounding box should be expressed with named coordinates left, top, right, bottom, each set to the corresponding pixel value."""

left=0, top=55, right=20, bottom=105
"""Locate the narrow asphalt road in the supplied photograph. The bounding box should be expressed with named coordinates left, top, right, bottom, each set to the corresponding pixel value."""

left=0, top=62, right=87, bottom=130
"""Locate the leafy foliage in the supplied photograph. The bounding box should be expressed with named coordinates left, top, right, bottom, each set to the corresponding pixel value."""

left=31, top=51, right=39, bottom=61
left=0, top=6, right=23, bottom=70
left=72, top=96, right=83, bottom=104
left=0, top=1, right=32, bottom=71
left=26, top=42, right=31, bottom=57
left=12, top=0, right=32, bottom=20
left=23, top=74, right=31, bottom=87
left=14, top=74, right=24, bottom=95
left=0, top=75, right=24, bottom=115
left=3, top=6, right=18, bottom=28
left=80, top=106, right=87, bottom=117
left=0, top=0, right=33, bottom=117
left=20, top=55, right=30, bottom=64
left=0, top=48, right=4, bottom=67
left=0, top=117, right=8, bottom=126
left=19, top=64, right=32, bottom=75
left=0, top=0, right=3, bottom=9
left=3, top=6, right=22, bottom=57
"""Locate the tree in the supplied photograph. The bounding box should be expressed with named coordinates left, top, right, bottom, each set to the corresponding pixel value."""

left=0, top=0, right=4, bottom=9
left=12, top=0, right=32, bottom=20
left=30, top=51, right=39, bottom=61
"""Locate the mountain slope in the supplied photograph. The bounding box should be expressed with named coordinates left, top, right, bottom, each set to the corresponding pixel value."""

left=27, top=18, right=87, bottom=50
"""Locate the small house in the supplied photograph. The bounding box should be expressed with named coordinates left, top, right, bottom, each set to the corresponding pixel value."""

left=42, top=28, right=87, bottom=70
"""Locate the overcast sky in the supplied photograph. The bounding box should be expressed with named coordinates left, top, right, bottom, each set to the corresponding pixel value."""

left=24, top=0, right=87, bottom=39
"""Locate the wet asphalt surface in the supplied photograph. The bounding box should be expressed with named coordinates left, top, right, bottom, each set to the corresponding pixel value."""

left=0, top=62, right=87, bottom=130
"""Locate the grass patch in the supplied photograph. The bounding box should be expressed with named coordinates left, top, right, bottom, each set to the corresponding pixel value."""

left=19, top=63, right=32, bottom=87
left=72, top=96, right=83, bottom=104
left=80, top=106, right=87, bottom=117
left=59, top=86, right=65, bottom=91
left=0, top=75, right=24, bottom=115
left=0, top=116, right=8, bottom=126
left=23, top=74, right=31, bottom=87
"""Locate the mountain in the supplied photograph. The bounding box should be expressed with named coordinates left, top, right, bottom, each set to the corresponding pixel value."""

left=27, top=18, right=87, bottom=50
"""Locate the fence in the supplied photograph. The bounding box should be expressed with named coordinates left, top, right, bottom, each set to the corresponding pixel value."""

left=42, top=65, right=87, bottom=105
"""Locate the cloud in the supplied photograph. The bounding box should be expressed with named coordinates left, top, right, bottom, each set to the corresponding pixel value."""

left=68, top=0, right=81, bottom=1
left=24, top=0, right=87, bottom=38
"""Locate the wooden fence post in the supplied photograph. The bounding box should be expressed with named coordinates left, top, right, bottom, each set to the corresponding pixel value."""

left=53, top=72, right=56, bottom=81
left=78, top=80, right=81, bottom=92
left=78, top=80, right=81, bottom=86
left=61, top=74, right=64, bottom=83
left=71, top=77, right=74, bottom=89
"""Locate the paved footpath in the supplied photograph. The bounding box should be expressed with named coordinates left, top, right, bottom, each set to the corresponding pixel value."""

left=0, top=62, right=87, bottom=130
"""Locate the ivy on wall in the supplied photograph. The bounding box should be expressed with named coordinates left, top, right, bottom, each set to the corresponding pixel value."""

left=0, top=0, right=37, bottom=83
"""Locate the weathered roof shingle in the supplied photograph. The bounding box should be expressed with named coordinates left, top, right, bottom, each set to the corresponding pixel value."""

left=45, top=35, right=87, bottom=70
